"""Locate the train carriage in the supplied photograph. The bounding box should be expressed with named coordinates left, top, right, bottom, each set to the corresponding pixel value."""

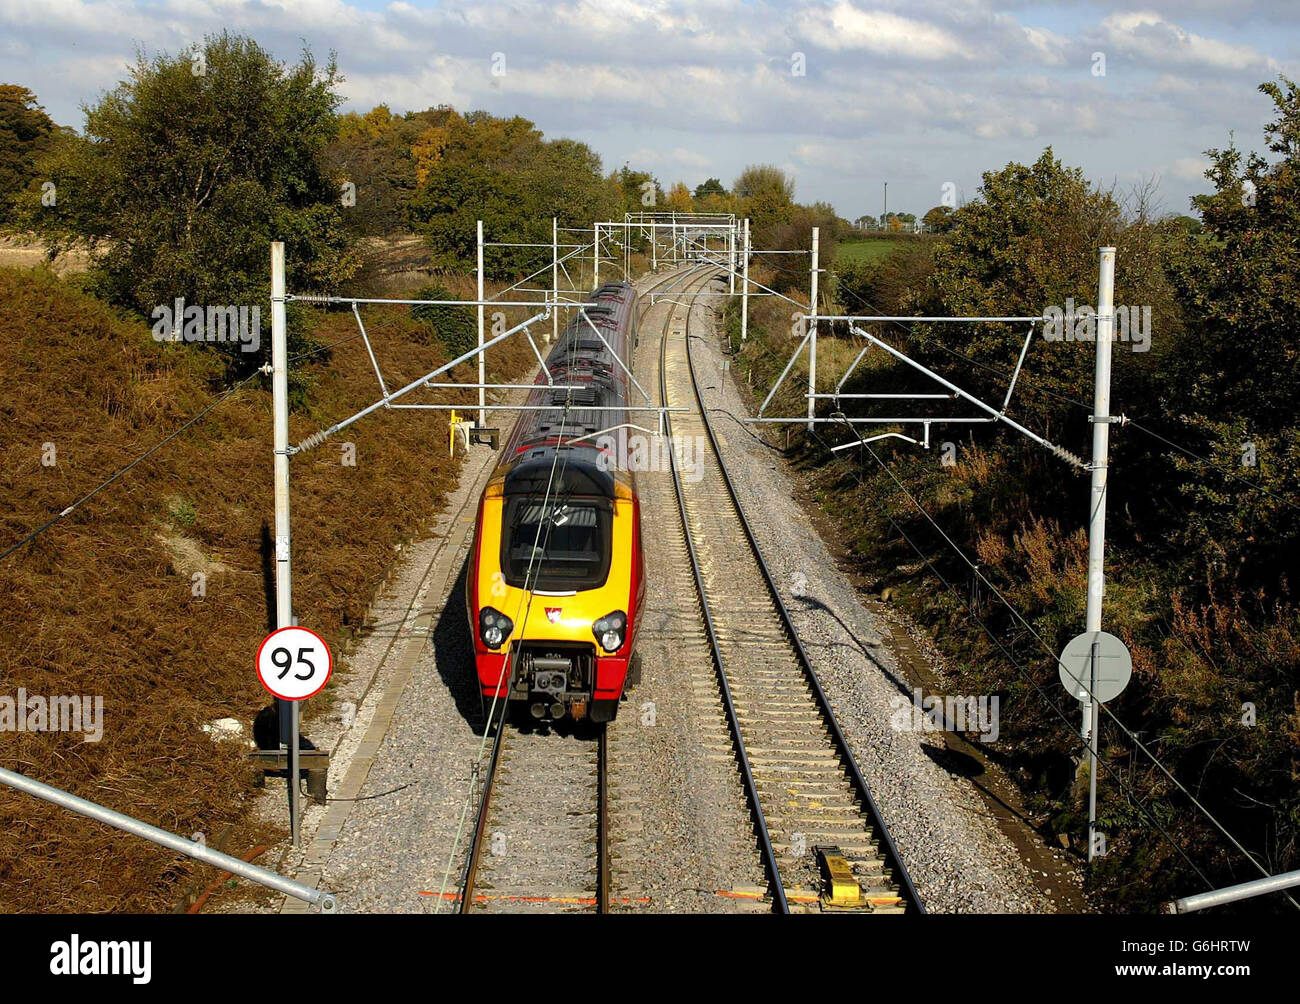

left=466, top=281, right=645, bottom=723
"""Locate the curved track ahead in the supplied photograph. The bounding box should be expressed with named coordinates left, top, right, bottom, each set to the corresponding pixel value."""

left=656, top=264, right=923, bottom=914
left=457, top=263, right=921, bottom=914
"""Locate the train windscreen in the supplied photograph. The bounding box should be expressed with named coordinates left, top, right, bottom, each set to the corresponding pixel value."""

left=501, top=497, right=613, bottom=591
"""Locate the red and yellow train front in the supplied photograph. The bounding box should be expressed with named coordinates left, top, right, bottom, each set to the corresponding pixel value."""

left=467, top=468, right=644, bottom=723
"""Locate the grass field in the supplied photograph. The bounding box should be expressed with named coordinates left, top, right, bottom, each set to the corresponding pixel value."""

left=835, top=234, right=917, bottom=266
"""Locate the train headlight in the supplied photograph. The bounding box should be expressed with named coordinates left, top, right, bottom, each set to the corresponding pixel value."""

left=592, top=611, right=628, bottom=653
left=479, top=607, right=513, bottom=650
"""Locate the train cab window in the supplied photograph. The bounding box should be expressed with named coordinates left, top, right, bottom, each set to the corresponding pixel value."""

left=501, top=496, right=613, bottom=591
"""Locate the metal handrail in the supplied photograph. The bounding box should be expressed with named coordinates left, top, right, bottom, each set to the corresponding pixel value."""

left=0, top=766, right=337, bottom=911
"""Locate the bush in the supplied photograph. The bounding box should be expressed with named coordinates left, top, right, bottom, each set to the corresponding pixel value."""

left=410, top=282, right=477, bottom=357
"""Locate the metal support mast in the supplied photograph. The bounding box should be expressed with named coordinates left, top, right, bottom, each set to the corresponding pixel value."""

left=741, top=217, right=751, bottom=343
left=270, top=241, right=300, bottom=846
left=727, top=222, right=735, bottom=294
left=476, top=220, right=486, bottom=428
left=1084, top=245, right=1116, bottom=862
left=552, top=217, right=559, bottom=344
left=807, top=226, right=819, bottom=431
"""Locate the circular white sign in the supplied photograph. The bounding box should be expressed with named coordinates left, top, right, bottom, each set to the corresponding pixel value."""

left=256, top=627, right=333, bottom=701
left=1057, top=630, right=1132, bottom=703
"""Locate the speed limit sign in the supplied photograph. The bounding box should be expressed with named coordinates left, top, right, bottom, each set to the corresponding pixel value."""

left=256, top=627, right=333, bottom=701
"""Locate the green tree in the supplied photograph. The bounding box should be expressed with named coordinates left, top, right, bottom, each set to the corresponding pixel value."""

left=733, top=164, right=796, bottom=245
left=19, top=33, right=356, bottom=374
left=409, top=113, right=618, bottom=276
left=767, top=201, right=839, bottom=294
left=324, top=103, right=448, bottom=236
left=1158, top=76, right=1300, bottom=596
left=1167, top=77, right=1300, bottom=433
left=918, top=149, right=1128, bottom=423
left=613, top=165, right=664, bottom=213
left=693, top=177, right=726, bottom=199
left=0, top=85, right=59, bottom=225
left=922, top=205, right=954, bottom=232
left=733, top=163, right=795, bottom=202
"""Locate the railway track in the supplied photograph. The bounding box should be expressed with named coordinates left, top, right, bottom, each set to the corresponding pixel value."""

left=656, top=265, right=923, bottom=914
left=454, top=266, right=720, bottom=915
left=454, top=267, right=697, bottom=915
left=451, top=270, right=689, bottom=916
left=458, top=710, right=609, bottom=913
left=455, top=262, right=919, bottom=914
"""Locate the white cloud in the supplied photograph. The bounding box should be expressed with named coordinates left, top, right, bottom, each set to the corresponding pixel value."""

left=1169, top=156, right=1212, bottom=182
left=797, top=3, right=974, bottom=61
left=624, top=146, right=713, bottom=171
left=1100, top=11, right=1278, bottom=73
left=0, top=0, right=1288, bottom=218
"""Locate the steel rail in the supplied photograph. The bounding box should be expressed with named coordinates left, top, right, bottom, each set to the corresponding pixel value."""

left=456, top=707, right=610, bottom=914
left=457, top=702, right=508, bottom=914
left=597, top=726, right=611, bottom=914
left=680, top=284, right=926, bottom=915
left=656, top=265, right=791, bottom=913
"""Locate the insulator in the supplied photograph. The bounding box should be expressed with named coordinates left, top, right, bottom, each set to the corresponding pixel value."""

left=296, top=429, right=332, bottom=453
left=1053, top=444, right=1087, bottom=470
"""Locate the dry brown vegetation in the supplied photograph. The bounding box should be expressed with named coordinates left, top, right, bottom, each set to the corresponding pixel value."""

left=0, top=265, right=534, bottom=912
left=731, top=219, right=1300, bottom=909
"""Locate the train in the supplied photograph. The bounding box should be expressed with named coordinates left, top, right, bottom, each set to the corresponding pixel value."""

left=466, top=281, right=645, bottom=724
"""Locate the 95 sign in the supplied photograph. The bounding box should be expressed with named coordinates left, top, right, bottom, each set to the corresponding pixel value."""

left=256, top=627, right=333, bottom=701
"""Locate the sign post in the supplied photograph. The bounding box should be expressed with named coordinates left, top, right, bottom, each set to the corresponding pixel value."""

left=1058, top=628, right=1131, bottom=861
left=269, top=242, right=303, bottom=846
left=257, top=624, right=333, bottom=849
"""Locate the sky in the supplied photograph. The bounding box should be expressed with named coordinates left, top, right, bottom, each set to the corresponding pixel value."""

left=1, top=0, right=1297, bottom=221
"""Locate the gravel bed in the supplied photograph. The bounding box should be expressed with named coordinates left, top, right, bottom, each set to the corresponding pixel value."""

left=248, top=274, right=770, bottom=913
left=235, top=267, right=1068, bottom=914
left=689, top=283, right=1068, bottom=913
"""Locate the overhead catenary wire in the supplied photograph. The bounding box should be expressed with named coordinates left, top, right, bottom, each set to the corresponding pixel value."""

left=432, top=318, right=587, bottom=912
left=831, top=278, right=1299, bottom=514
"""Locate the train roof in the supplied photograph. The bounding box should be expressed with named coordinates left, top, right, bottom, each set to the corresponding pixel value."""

left=490, top=282, right=639, bottom=499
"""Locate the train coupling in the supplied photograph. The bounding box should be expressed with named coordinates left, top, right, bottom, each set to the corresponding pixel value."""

left=528, top=656, right=570, bottom=719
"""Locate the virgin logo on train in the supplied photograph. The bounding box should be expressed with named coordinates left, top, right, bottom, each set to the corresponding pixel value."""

left=545, top=607, right=563, bottom=623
